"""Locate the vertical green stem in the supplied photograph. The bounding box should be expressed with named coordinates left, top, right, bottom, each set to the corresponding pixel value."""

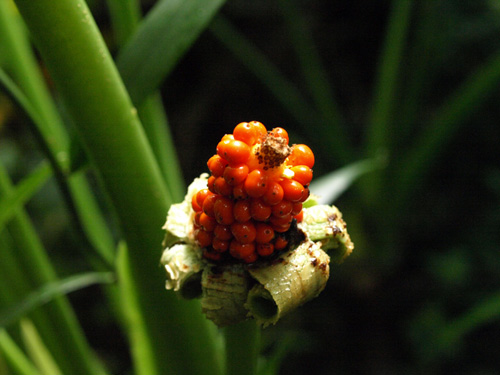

left=223, top=321, right=260, bottom=375
left=12, top=1, right=220, bottom=374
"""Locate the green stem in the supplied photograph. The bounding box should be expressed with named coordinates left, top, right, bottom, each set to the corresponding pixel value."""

left=0, top=330, right=41, bottom=375
left=223, top=321, right=260, bottom=375
left=12, top=1, right=220, bottom=374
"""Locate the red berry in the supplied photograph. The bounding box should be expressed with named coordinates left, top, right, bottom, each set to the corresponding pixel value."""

left=250, top=199, right=272, bottom=221
left=213, top=197, right=234, bottom=225
left=207, top=176, right=216, bottom=193
left=231, top=222, right=257, bottom=244
left=202, top=194, right=218, bottom=217
left=281, top=179, right=305, bottom=202
left=233, top=200, right=252, bottom=223
left=194, top=211, right=202, bottom=227
left=223, top=164, right=249, bottom=186
left=233, top=121, right=267, bottom=146
left=212, top=238, right=230, bottom=252
left=288, top=144, right=314, bottom=168
left=255, top=223, right=274, bottom=244
left=203, top=249, right=221, bottom=261
left=200, top=212, right=216, bottom=232
left=217, top=139, right=251, bottom=166
left=195, top=229, right=213, bottom=248
left=291, top=202, right=302, bottom=215
left=257, top=243, right=274, bottom=257
left=271, top=200, right=293, bottom=217
left=242, top=252, right=258, bottom=263
left=244, top=169, right=268, bottom=198
left=299, top=187, right=310, bottom=202
left=214, top=177, right=232, bottom=196
left=291, top=165, right=313, bottom=186
left=270, top=213, right=292, bottom=227
left=294, top=211, right=304, bottom=222
left=207, top=155, right=228, bottom=177
left=262, top=181, right=284, bottom=205
left=270, top=127, right=289, bottom=144
left=272, top=223, right=291, bottom=233
left=232, top=184, right=248, bottom=200
left=229, top=241, right=255, bottom=259
left=191, top=193, right=202, bottom=212
left=274, top=236, right=288, bottom=250
left=196, top=189, right=211, bottom=208
left=214, top=224, right=233, bottom=241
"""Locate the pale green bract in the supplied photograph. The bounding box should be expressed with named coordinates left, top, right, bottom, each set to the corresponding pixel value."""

left=160, top=175, right=353, bottom=327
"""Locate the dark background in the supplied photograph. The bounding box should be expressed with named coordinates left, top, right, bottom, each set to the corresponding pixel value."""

left=2, top=0, right=500, bottom=374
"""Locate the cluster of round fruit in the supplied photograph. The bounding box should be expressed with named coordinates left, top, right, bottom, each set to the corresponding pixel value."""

left=191, top=121, right=314, bottom=263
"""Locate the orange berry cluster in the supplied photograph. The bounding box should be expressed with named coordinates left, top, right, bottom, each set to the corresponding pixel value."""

left=192, top=121, right=314, bottom=263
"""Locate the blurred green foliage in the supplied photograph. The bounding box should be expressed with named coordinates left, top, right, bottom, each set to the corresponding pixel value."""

left=1, top=0, right=500, bottom=374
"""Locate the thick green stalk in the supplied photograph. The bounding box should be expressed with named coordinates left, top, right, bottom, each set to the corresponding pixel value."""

left=12, top=1, right=220, bottom=374
left=0, top=330, right=41, bottom=375
left=223, top=321, right=260, bottom=375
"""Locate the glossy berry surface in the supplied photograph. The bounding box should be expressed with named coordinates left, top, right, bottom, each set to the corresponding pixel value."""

left=192, top=121, right=314, bottom=263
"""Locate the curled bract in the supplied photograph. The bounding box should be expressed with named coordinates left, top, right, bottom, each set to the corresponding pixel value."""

left=160, top=174, right=354, bottom=327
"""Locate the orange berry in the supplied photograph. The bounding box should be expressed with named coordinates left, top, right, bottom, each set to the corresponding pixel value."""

left=231, top=222, right=257, bottom=244
left=212, top=238, right=230, bottom=252
left=270, top=213, right=293, bottom=227
left=271, top=200, right=293, bottom=217
left=255, top=223, right=274, bottom=244
left=229, top=241, right=255, bottom=259
left=288, top=144, right=314, bottom=168
left=223, top=164, right=249, bottom=186
left=214, top=224, right=233, bottom=241
left=262, top=181, right=284, bottom=206
left=232, top=184, right=248, bottom=200
left=242, top=252, right=258, bottom=263
left=207, top=176, right=216, bottom=193
left=233, top=121, right=267, bottom=146
left=213, top=197, right=234, bottom=225
left=200, top=212, right=216, bottom=232
left=270, top=127, right=289, bottom=144
left=257, top=243, right=274, bottom=257
left=274, top=236, right=288, bottom=250
left=299, top=187, right=310, bottom=202
left=195, top=229, right=213, bottom=248
left=291, top=165, right=313, bottom=186
left=294, top=211, right=304, bottom=222
left=196, top=189, right=211, bottom=208
left=203, top=248, right=221, bottom=261
left=250, top=199, right=272, bottom=221
left=217, top=139, right=251, bottom=166
left=191, top=193, right=202, bottom=212
left=272, top=223, right=291, bottom=233
left=194, top=211, right=202, bottom=228
left=281, top=179, right=305, bottom=202
left=202, top=194, right=218, bottom=217
left=244, top=169, right=268, bottom=198
left=207, top=155, right=228, bottom=177
left=291, top=202, right=302, bottom=216
left=233, top=200, right=252, bottom=223
left=214, top=177, right=232, bottom=196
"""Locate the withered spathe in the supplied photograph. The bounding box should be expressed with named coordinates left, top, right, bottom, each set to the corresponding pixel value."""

left=160, top=175, right=353, bottom=327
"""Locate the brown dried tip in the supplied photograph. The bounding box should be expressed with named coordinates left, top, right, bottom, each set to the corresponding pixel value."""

left=255, top=131, right=292, bottom=170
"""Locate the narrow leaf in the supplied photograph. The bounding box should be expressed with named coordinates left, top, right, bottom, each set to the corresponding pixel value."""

left=117, top=0, right=227, bottom=104
left=309, top=155, right=387, bottom=205
left=0, top=162, right=52, bottom=232
left=20, top=319, right=62, bottom=375
left=0, top=273, right=115, bottom=328
left=0, top=330, right=41, bottom=375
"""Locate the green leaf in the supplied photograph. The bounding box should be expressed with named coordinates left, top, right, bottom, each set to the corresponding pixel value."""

left=20, top=319, right=62, bottom=375
left=309, top=155, right=387, bottom=204
left=0, top=273, right=115, bottom=328
left=0, top=162, right=52, bottom=233
left=117, top=0, right=227, bottom=104
left=0, top=330, right=42, bottom=375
